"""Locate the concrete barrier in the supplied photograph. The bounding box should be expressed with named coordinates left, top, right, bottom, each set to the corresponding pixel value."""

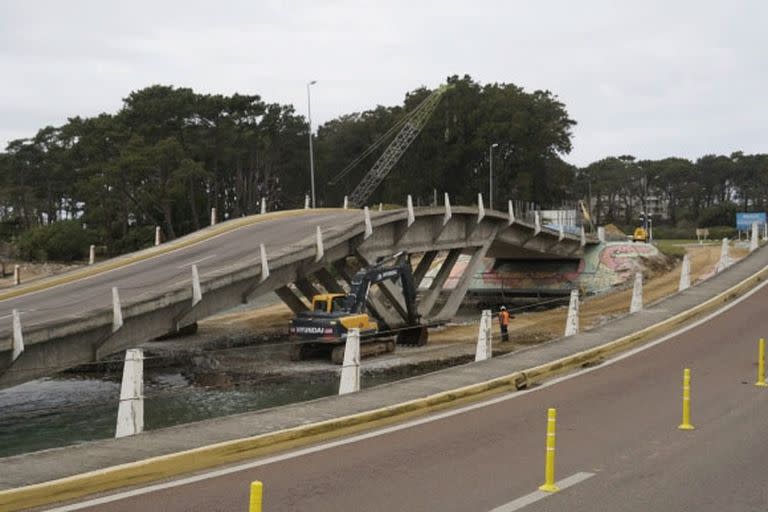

left=679, top=254, right=691, bottom=291
left=11, top=310, right=23, bottom=362
left=630, top=272, right=643, bottom=313
left=475, top=310, right=492, bottom=361
left=564, top=289, right=579, bottom=337
left=115, top=349, right=144, bottom=438
left=339, top=329, right=361, bottom=395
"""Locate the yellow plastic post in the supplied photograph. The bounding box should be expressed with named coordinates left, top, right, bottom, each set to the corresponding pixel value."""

left=538, top=408, right=559, bottom=492
left=756, top=338, right=767, bottom=387
left=249, top=481, right=263, bottom=512
left=678, top=368, right=695, bottom=430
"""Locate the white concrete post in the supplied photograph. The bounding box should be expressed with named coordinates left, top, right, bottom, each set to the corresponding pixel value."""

left=716, top=237, right=730, bottom=272
left=89, top=244, right=96, bottom=265
left=115, top=348, right=144, bottom=438
left=558, top=224, right=565, bottom=241
left=261, top=197, right=267, bottom=215
left=259, top=243, right=270, bottom=282
left=580, top=226, right=587, bottom=247
left=474, top=309, right=493, bottom=362
left=763, top=222, right=767, bottom=241
left=508, top=200, right=515, bottom=225
left=315, top=226, right=324, bottom=262
left=154, top=226, right=161, bottom=246
left=564, top=289, right=579, bottom=337
left=378, top=203, right=383, bottom=212
left=406, top=195, right=415, bottom=227
left=12, top=309, right=24, bottom=361
left=477, top=193, right=485, bottom=223
left=630, top=272, right=643, bottom=313
left=13, top=264, right=20, bottom=286
left=363, top=206, right=373, bottom=239
left=338, top=328, right=361, bottom=395
left=597, top=226, right=606, bottom=242
left=343, top=196, right=349, bottom=209
left=112, top=287, right=123, bottom=332
left=679, top=254, right=691, bottom=291
left=534, top=211, right=541, bottom=236
left=191, top=264, right=202, bottom=306
left=210, top=207, right=217, bottom=226
left=443, top=193, right=452, bottom=226
left=304, top=195, right=311, bottom=209
left=750, top=222, right=759, bottom=252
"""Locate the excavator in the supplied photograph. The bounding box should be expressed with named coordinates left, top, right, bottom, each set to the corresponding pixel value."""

left=288, top=253, right=428, bottom=363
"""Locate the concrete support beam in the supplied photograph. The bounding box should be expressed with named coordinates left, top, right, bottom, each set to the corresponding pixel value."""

left=338, top=328, right=361, bottom=395
left=260, top=244, right=270, bottom=281
left=334, top=259, right=400, bottom=328
left=413, top=251, right=438, bottom=287
left=630, top=272, right=643, bottom=313
left=534, top=211, right=541, bottom=236
left=12, top=309, right=24, bottom=362
left=356, top=251, right=408, bottom=322
left=444, top=194, right=452, bottom=225
left=475, top=309, right=492, bottom=362
left=508, top=200, right=515, bottom=225
left=434, top=235, right=496, bottom=321
left=564, top=289, right=579, bottom=337
left=419, top=249, right=461, bottom=318
left=295, top=278, right=322, bottom=302
left=275, top=286, right=309, bottom=314
left=314, top=267, right=346, bottom=294
left=115, top=348, right=144, bottom=438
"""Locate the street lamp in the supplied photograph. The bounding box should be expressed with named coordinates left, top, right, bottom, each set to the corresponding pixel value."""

left=307, top=80, right=318, bottom=208
left=489, top=143, right=499, bottom=210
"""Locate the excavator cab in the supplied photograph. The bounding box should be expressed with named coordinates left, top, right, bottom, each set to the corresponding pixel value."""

left=312, top=294, right=347, bottom=313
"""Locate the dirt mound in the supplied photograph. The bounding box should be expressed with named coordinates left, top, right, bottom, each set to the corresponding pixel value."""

left=603, top=223, right=627, bottom=241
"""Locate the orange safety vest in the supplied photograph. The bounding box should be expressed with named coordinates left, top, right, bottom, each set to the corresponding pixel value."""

left=499, top=310, right=510, bottom=326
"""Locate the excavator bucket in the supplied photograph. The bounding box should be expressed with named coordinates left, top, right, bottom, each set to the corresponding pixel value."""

left=396, top=326, right=428, bottom=346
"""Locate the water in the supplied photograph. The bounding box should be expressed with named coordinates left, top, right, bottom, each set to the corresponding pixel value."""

left=0, top=363, right=456, bottom=458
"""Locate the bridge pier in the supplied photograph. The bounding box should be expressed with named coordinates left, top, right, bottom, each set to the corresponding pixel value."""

left=419, top=249, right=461, bottom=318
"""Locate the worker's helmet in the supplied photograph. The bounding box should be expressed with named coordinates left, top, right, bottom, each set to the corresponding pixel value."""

left=500, top=306, right=507, bottom=311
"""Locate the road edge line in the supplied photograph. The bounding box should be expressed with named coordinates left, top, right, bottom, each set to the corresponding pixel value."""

left=1, top=264, right=766, bottom=511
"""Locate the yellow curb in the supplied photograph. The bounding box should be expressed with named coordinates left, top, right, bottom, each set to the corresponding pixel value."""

left=1, top=266, right=766, bottom=510
left=0, top=209, right=349, bottom=302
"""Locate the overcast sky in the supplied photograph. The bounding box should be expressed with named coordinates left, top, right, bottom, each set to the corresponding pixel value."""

left=1, top=0, right=765, bottom=166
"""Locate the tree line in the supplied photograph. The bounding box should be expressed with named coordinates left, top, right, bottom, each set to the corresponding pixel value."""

left=0, top=74, right=765, bottom=261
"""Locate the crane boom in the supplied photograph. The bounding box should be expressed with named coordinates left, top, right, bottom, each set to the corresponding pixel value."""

left=348, top=85, right=450, bottom=206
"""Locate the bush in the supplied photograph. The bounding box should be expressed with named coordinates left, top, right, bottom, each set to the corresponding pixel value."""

left=17, top=221, right=93, bottom=262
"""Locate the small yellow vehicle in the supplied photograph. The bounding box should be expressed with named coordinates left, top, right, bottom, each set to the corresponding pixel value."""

left=632, top=227, right=649, bottom=243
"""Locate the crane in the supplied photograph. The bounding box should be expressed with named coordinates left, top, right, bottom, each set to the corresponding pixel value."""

left=330, top=84, right=451, bottom=207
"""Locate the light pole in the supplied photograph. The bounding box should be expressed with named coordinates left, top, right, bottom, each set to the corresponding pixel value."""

left=489, top=143, right=499, bottom=210
left=307, top=80, right=317, bottom=208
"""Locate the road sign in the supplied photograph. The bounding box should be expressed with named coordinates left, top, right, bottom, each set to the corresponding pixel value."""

left=736, top=212, right=766, bottom=231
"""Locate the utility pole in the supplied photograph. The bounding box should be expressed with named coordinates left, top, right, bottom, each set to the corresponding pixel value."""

left=307, top=80, right=318, bottom=208
left=489, top=143, right=499, bottom=210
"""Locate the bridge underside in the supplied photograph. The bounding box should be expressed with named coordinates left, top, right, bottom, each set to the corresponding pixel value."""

left=0, top=207, right=593, bottom=388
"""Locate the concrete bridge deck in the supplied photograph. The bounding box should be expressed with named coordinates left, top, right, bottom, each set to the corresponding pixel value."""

left=0, top=205, right=594, bottom=388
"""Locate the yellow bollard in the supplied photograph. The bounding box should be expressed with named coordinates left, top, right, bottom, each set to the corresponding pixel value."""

left=249, top=481, right=263, bottom=512
left=678, top=368, right=695, bottom=430
left=756, top=338, right=767, bottom=387
left=538, top=408, right=560, bottom=492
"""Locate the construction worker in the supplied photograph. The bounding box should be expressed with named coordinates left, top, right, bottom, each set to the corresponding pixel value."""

left=499, top=306, right=510, bottom=342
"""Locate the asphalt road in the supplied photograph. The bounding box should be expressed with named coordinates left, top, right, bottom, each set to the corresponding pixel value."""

left=52, top=276, right=768, bottom=512
left=0, top=210, right=359, bottom=338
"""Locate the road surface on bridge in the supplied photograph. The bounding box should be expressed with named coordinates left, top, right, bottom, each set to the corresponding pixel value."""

left=0, top=210, right=359, bottom=338
left=53, top=275, right=768, bottom=511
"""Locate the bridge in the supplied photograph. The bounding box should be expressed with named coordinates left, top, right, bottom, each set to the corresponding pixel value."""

left=0, top=201, right=595, bottom=388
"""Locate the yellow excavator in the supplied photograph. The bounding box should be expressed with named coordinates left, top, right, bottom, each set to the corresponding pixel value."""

left=288, top=253, right=428, bottom=362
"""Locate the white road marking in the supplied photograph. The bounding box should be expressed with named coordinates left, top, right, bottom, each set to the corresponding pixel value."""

left=0, top=308, right=36, bottom=321
left=488, top=472, right=595, bottom=512
left=175, top=255, right=215, bottom=269
left=43, top=276, right=768, bottom=511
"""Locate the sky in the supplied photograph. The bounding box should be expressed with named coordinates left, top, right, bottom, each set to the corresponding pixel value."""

left=1, top=0, right=766, bottom=166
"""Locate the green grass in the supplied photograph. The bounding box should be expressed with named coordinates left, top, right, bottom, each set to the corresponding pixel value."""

left=653, top=239, right=698, bottom=258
